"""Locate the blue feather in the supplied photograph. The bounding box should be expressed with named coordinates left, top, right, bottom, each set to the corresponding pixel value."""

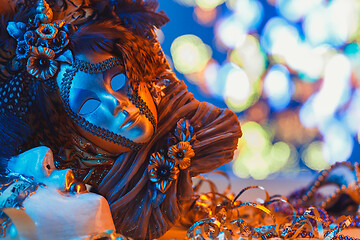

left=112, top=0, right=169, bottom=36
left=0, top=110, right=31, bottom=171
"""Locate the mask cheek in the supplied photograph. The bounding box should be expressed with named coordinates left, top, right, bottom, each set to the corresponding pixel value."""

left=8, top=146, right=56, bottom=181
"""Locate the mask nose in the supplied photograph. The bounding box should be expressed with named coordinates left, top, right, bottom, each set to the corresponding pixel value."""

left=42, top=169, right=75, bottom=191
left=43, top=169, right=87, bottom=194
left=113, top=96, right=141, bottom=117
left=113, top=99, right=129, bottom=116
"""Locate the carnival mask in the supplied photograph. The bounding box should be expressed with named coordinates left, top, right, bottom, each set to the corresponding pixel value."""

left=56, top=52, right=157, bottom=154
left=4, top=147, right=115, bottom=239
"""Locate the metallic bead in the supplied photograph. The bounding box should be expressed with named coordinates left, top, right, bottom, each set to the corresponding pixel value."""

left=68, top=181, right=87, bottom=194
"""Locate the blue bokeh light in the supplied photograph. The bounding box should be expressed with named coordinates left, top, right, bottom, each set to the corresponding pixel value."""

left=263, top=64, right=293, bottom=111
left=159, top=0, right=360, bottom=178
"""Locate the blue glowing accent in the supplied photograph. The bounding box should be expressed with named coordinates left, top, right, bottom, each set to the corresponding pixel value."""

left=234, top=0, right=264, bottom=30
left=216, top=62, right=237, bottom=96
left=320, top=118, right=353, bottom=164
left=276, top=0, right=323, bottom=23
left=263, top=64, right=292, bottom=111
left=345, top=43, right=360, bottom=60
left=260, top=17, right=299, bottom=55
left=298, top=72, right=319, bottom=83
left=299, top=95, right=317, bottom=128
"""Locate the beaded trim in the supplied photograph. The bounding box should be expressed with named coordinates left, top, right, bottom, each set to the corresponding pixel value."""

left=295, top=161, right=357, bottom=207
left=60, top=65, right=143, bottom=150
left=73, top=57, right=122, bottom=74
left=127, top=82, right=157, bottom=129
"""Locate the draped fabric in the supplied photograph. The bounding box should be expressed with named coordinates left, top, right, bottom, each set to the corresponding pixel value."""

left=98, top=79, right=242, bottom=239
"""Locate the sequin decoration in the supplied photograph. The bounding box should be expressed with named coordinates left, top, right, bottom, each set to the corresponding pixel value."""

left=0, top=173, right=42, bottom=237
left=127, top=82, right=157, bottom=131
left=54, top=133, right=117, bottom=188
left=0, top=72, right=36, bottom=118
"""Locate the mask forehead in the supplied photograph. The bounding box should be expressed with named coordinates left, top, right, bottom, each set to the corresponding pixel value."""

left=70, top=71, right=104, bottom=91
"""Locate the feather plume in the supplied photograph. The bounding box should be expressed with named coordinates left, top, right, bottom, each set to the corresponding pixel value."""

left=0, top=3, right=35, bottom=82
left=0, top=111, right=31, bottom=171
left=0, top=14, right=16, bottom=82
left=110, top=0, right=169, bottom=36
left=71, top=19, right=168, bottom=84
left=70, top=20, right=120, bottom=54
left=52, top=0, right=98, bottom=25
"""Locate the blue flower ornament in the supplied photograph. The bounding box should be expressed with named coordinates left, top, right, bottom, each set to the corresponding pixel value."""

left=6, top=0, right=75, bottom=81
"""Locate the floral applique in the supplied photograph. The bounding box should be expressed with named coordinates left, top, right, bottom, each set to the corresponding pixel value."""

left=168, top=141, right=194, bottom=170
left=6, top=0, right=74, bottom=81
left=36, top=23, right=60, bottom=39
left=27, top=46, right=58, bottom=80
left=148, top=152, right=179, bottom=193
left=147, top=118, right=196, bottom=207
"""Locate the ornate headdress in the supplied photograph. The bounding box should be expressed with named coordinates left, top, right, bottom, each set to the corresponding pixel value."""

left=0, top=0, right=172, bottom=160
left=7, top=0, right=71, bottom=80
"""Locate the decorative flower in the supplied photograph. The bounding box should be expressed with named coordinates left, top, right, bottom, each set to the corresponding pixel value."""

left=168, top=141, right=195, bottom=170
left=24, top=31, right=38, bottom=45
left=36, top=23, right=58, bottom=39
left=148, top=152, right=179, bottom=193
left=16, top=41, right=31, bottom=59
left=52, top=30, right=69, bottom=54
left=26, top=46, right=58, bottom=80
left=27, top=17, right=40, bottom=29
left=174, top=118, right=194, bottom=142
left=36, top=38, right=49, bottom=48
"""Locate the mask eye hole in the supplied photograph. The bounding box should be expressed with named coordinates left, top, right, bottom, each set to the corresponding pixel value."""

left=79, top=98, right=101, bottom=115
left=110, top=74, right=126, bottom=91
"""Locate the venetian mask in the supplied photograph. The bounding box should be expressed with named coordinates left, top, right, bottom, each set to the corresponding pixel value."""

left=56, top=52, right=158, bottom=154
left=3, top=147, right=115, bottom=239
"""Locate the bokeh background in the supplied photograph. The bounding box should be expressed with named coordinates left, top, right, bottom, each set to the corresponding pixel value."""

left=157, top=0, right=360, bottom=180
